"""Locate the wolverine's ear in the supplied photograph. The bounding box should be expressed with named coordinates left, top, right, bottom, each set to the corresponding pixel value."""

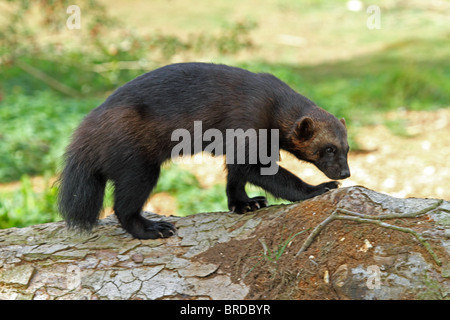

left=340, top=118, right=346, bottom=128
left=293, top=117, right=315, bottom=142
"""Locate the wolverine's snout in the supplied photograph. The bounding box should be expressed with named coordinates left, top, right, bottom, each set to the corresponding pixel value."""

left=318, top=159, right=350, bottom=180
left=339, top=168, right=351, bottom=179
left=339, top=157, right=351, bottom=179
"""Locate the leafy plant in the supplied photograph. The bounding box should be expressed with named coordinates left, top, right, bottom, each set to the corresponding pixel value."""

left=244, top=229, right=306, bottom=279
left=0, top=91, right=100, bottom=182
left=259, top=230, right=307, bottom=262
left=0, top=174, right=60, bottom=228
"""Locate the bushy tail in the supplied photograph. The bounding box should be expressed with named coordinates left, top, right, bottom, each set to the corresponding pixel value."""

left=58, top=153, right=106, bottom=233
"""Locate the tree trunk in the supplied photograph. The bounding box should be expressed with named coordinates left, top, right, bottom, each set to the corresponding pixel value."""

left=0, top=186, right=449, bottom=300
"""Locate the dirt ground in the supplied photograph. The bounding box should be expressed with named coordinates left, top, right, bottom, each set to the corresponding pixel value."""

left=148, top=108, right=450, bottom=214
left=346, top=108, right=450, bottom=201
left=197, top=190, right=444, bottom=299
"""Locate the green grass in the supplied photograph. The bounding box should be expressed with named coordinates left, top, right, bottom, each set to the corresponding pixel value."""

left=154, top=165, right=228, bottom=216
left=261, top=230, right=307, bottom=263
left=0, top=174, right=60, bottom=228
left=244, top=228, right=306, bottom=278
left=0, top=91, right=101, bottom=182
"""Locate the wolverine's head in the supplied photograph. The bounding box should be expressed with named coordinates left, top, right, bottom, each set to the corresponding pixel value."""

left=288, top=111, right=350, bottom=180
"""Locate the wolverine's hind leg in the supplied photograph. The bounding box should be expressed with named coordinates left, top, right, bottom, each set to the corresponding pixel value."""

left=112, top=163, right=176, bottom=239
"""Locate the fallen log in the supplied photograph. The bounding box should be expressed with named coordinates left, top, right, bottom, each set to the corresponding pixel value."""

left=0, top=186, right=448, bottom=300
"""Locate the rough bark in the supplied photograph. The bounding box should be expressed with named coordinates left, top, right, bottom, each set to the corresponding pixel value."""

left=0, top=186, right=449, bottom=300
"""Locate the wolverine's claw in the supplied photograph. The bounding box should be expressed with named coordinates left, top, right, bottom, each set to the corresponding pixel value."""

left=229, top=196, right=268, bottom=214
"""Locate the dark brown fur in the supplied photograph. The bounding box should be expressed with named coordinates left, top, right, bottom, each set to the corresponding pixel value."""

left=58, top=63, right=350, bottom=239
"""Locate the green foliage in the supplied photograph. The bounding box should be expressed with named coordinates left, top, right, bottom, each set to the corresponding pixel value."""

left=1, top=1, right=256, bottom=96
left=261, top=230, right=306, bottom=263
left=0, top=91, right=100, bottom=182
left=147, top=20, right=256, bottom=58
left=155, top=165, right=228, bottom=216
left=0, top=174, right=60, bottom=228
left=384, top=119, right=413, bottom=138
left=155, top=165, right=201, bottom=194
left=245, top=229, right=306, bottom=278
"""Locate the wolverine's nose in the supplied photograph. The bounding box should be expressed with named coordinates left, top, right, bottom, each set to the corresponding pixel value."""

left=339, top=169, right=351, bottom=179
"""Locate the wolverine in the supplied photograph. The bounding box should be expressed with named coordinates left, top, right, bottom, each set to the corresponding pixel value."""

left=58, top=62, right=350, bottom=239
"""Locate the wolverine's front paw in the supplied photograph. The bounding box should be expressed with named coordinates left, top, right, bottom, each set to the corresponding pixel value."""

left=323, top=181, right=340, bottom=191
left=229, top=196, right=268, bottom=214
left=308, top=181, right=340, bottom=199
